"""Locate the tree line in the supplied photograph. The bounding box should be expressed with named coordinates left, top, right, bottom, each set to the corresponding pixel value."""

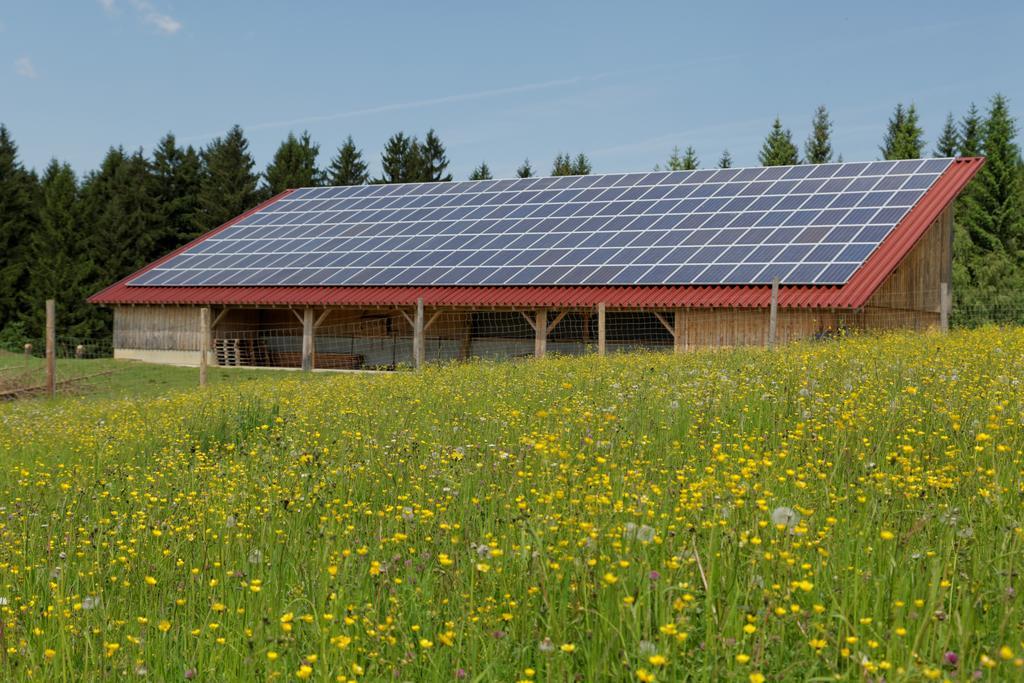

left=0, top=94, right=1021, bottom=341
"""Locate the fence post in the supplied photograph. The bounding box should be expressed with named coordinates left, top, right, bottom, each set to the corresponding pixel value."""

left=597, top=303, right=606, bottom=357
left=768, top=278, right=779, bottom=349
left=674, top=307, right=685, bottom=354
left=413, top=298, right=425, bottom=369
left=45, top=299, right=56, bottom=398
left=302, top=308, right=314, bottom=372
left=939, top=282, right=950, bottom=332
left=199, top=306, right=210, bottom=386
left=534, top=308, right=547, bottom=359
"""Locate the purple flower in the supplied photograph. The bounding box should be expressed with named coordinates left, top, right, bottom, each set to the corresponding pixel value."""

left=649, top=570, right=661, bottom=581
left=455, top=668, right=468, bottom=679
left=944, top=651, right=959, bottom=666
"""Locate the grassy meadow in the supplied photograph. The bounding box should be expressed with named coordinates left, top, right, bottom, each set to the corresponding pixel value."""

left=1, top=328, right=1023, bottom=681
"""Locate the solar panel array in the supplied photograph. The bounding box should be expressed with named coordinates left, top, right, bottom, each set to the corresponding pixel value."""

left=128, top=158, right=953, bottom=288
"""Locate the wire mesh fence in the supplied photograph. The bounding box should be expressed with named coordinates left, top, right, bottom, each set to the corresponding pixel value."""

left=1, top=296, right=1022, bottom=400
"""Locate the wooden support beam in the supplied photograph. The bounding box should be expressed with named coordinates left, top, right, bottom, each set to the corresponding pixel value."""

left=45, top=299, right=56, bottom=398
left=548, top=310, right=568, bottom=334
left=940, top=282, right=951, bottom=332
left=399, top=309, right=415, bottom=327
left=674, top=308, right=685, bottom=354
left=211, top=307, right=230, bottom=329
left=597, top=303, right=606, bottom=356
left=534, top=308, right=548, bottom=359
left=314, top=309, right=332, bottom=329
left=424, top=310, right=442, bottom=332
left=652, top=311, right=675, bottom=336
left=520, top=311, right=537, bottom=332
left=582, top=311, right=591, bottom=345
left=413, top=298, right=425, bottom=369
left=291, top=309, right=305, bottom=325
left=768, top=278, right=779, bottom=349
left=199, top=306, right=210, bottom=386
left=301, top=307, right=314, bottom=372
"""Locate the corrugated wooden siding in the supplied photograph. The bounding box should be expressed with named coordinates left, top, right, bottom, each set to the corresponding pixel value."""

left=113, top=305, right=202, bottom=351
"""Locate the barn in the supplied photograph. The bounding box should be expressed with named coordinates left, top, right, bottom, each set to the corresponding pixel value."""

left=89, top=157, right=983, bottom=370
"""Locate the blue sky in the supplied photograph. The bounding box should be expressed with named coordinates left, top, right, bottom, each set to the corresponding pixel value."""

left=2, top=1, right=1022, bottom=180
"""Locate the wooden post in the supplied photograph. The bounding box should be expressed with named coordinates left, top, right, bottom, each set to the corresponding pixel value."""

left=301, top=307, right=314, bottom=372
left=45, top=299, right=56, bottom=398
left=597, top=303, right=606, bottom=357
left=534, top=308, right=547, bottom=359
left=673, top=307, right=685, bottom=354
left=199, top=306, right=210, bottom=387
left=940, top=282, right=951, bottom=332
left=413, top=298, right=425, bottom=369
left=768, top=278, right=779, bottom=349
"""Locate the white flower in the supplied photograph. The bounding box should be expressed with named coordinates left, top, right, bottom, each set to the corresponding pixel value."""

left=771, top=506, right=800, bottom=529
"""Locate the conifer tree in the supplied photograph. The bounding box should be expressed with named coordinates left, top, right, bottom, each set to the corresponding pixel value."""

left=0, top=125, right=38, bottom=331
left=880, top=103, right=925, bottom=160
left=516, top=159, right=534, bottom=178
left=572, top=153, right=593, bottom=175
left=469, top=162, right=492, bottom=180
left=959, top=104, right=983, bottom=157
left=79, top=147, right=160, bottom=332
left=666, top=146, right=699, bottom=170
left=934, top=113, right=960, bottom=157
left=804, top=105, right=834, bottom=164
left=551, top=153, right=573, bottom=176
left=969, top=94, right=1024, bottom=257
left=20, top=160, right=94, bottom=337
left=418, top=129, right=452, bottom=182
left=198, top=125, right=260, bottom=229
left=327, top=136, right=368, bottom=186
left=718, top=149, right=733, bottom=169
left=758, top=117, right=800, bottom=166
left=379, top=132, right=418, bottom=183
left=150, top=133, right=202, bottom=253
left=264, top=131, right=323, bottom=195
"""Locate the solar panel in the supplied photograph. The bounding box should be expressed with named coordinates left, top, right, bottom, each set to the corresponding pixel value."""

left=128, top=158, right=954, bottom=288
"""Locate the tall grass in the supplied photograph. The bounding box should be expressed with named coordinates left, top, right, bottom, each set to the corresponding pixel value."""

left=0, top=328, right=1022, bottom=681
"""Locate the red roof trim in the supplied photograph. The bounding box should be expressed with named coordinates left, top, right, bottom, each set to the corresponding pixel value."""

left=89, top=159, right=984, bottom=309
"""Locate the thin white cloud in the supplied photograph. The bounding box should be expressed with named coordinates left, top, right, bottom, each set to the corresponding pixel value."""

left=15, top=56, right=37, bottom=79
left=181, top=72, right=625, bottom=143
left=101, top=0, right=182, bottom=35
left=129, top=0, right=181, bottom=34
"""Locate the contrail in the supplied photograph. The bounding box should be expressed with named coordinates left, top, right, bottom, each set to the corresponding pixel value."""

left=181, top=71, right=620, bottom=143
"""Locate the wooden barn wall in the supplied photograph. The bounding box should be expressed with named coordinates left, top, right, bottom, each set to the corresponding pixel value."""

left=113, top=305, right=202, bottom=351
left=863, top=207, right=949, bottom=318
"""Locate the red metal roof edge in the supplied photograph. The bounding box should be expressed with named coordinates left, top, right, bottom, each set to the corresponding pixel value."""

left=829, top=156, right=984, bottom=308
left=89, top=158, right=984, bottom=309
left=88, top=189, right=295, bottom=304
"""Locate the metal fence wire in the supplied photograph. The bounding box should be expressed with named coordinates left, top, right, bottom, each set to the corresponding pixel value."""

left=1, top=296, right=1022, bottom=399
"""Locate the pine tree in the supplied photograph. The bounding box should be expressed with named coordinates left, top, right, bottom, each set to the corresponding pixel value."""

left=804, top=105, right=834, bottom=164
left=379, top=132, right=418, bottom=183
left=79, top=147, right=160, bottom=334
left=150, top=133, right=202, bottom=253
left=959, top=103, right=983, bottom=157
left=327, top=136, right=368, bottom=186
left=572, top=153, right=592, bottom=175
left=880, top=103, right=925, bottom=160
left=666, top=146, right=699, bottom=171
left=418, top=129, right=452, bottom=182
left=516, top=159, right=534, bottom=178
left=934, top=113, right=960, bottom=157
left=970, top=94, right=1024, bottom=256
left=718, top=149, right=733, bottom=169
left=551, top=153, right=573, bottom=176
left=20, top=160, right=94, bottom=337
left=264, top=131, right=323, bottom=195
left=758, top=117, right=800, bottom=166
left=469, top=162, right=492, bottom=180
left=0, top=125, right=38, bottom=332
left=198, top=125, right=260, bottom=229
